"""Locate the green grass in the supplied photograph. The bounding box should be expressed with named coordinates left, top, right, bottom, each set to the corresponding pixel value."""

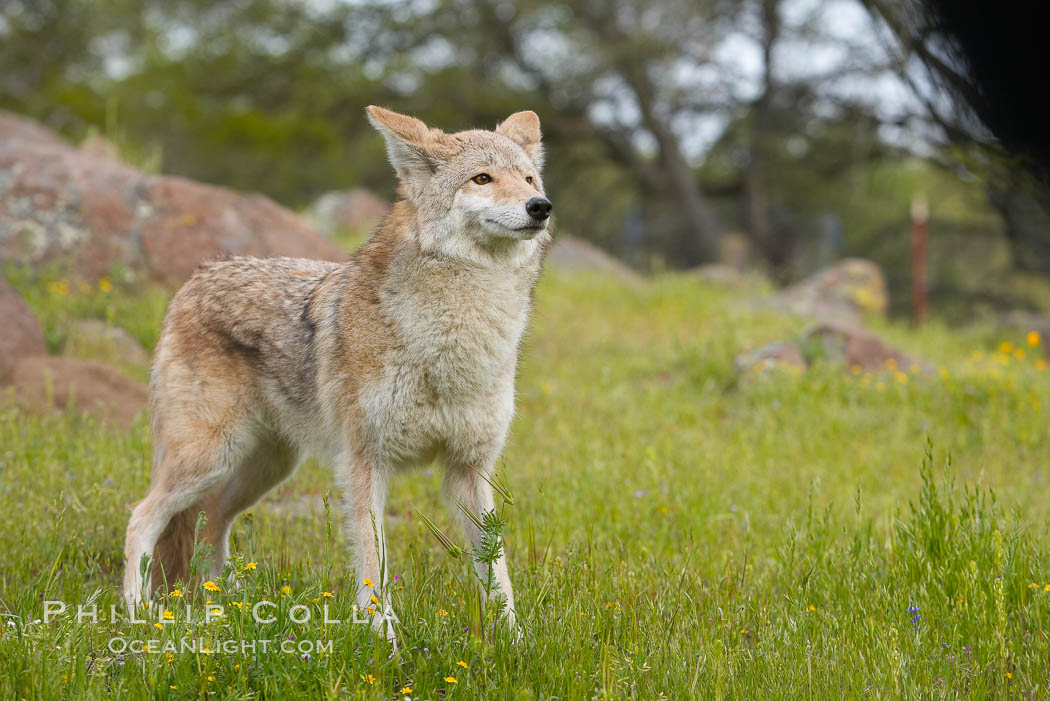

left=2, top=269, right=1050, bottom=699
left=3, top=262, right=170, bottom=355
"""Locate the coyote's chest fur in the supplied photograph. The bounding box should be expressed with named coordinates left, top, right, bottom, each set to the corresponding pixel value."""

left=387, top=259, right=530, bottom=396
left=352, top=246, right=541, bottom=466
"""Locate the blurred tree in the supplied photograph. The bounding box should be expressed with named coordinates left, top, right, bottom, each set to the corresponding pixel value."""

left=860, top=0, right=1050, bottom=278
left=354, top=0, right=744, bottom=264
left=1, top=0, right=389, bottom=205
left=0, top=0, right=142, bottom=130
left=4, top=0, right=1045, bottom=317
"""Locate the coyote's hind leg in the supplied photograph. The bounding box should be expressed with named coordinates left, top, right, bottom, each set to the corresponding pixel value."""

left=123, top=419, right=256, bottom=608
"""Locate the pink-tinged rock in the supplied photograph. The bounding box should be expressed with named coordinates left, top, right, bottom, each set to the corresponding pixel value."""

left=0, top=110, right=346, bottom=285
left=0, top=276, right=47, bottom=382
left=7, top=356, right=147, bottom=429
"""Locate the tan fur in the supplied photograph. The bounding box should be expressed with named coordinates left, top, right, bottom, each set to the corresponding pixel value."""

left=123, top=107, right=552, bottom=641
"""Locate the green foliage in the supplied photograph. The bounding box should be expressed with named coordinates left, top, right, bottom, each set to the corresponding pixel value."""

left=2, top=263, right=169, bottom=353
left=2, top=270, right=1050, bottom=697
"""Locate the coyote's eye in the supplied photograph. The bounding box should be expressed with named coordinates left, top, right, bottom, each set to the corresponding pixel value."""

left=471, top=173, right=492, bottom=185
left=525, top=176, right=534, bottom=185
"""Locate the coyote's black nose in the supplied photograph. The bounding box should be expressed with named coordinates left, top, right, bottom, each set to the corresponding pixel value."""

left=526, top=197, right=552, bottom=220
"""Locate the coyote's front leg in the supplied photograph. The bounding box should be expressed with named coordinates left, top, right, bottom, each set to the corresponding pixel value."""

left=338, top=449, right=397, bottom=643
left=444, top=461, right=517, bottom=631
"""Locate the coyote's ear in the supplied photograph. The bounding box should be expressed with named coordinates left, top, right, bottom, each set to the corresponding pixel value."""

left=497, top=110, right=544, bottom=168
left=366, top=106, right=455, bottom=200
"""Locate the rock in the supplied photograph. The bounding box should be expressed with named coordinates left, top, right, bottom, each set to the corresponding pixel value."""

left=691, top=263, right=770, bottom=291
left=7, top=356, right=147, bottom=428
left=718, top=232, right=752, bottom=271
left=1004, top=310, right=1050, bottom=340
left=737, top=322, right=929, bottom=376
left=66, top=319, right=151, bottom=367
left=771, top=258, right=888, bottom=323
left=803, top=321, right=928, bottom=373
left=546, top=235, right=644, bottom=284
left=79, top=135, right=121, bottom=162
left=0, top=110, right=346, bottom=285
left=0, top=276, right=47, bottom=382
left=309, top=188, right=390, bottom=235
left=735, top=342, right=807, bottom=374
left=0, top=111, right=67, bottom=149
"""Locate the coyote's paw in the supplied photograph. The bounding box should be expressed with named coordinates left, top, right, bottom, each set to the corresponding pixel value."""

left=371, top=605, right=399, bottom=649
left=503, top=607, right=524, bottom=644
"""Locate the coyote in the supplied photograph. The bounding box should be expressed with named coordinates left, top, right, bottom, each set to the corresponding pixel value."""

left=123, top=106, right=552, bottom=640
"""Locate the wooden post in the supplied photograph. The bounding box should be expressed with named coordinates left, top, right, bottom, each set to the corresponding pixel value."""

left=911, top=196, right=929, bottom=325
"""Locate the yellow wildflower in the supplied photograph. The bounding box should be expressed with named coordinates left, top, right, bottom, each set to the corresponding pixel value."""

left=807, top=604, right=816, bottom=611
left=170, top=686, right=178, bottom=690
left=207, top=676, right=214, bottom=682
left=322, top=591, right=333, bottom=598
left=456, top=660, right=468, bottom=668
left=48, top=280, right=70, bottom=296
left=361, top=673, right=374, bottom=684
left=1000, top=341, right=1014, bottom=354
left=1028, top=331, right=1041, bottom=347
left=154, top=622, right=163, bottom=630
left=1037, top=359, right=1047, bottom=371
left=444, top=676, right=458, bottom=684
left=1014, top=348, right=1026, bottom=360
left=401, top=687, right=413, bottom=694
left=370, top=595, right=379, bottom=605
left=170, top=589, right=182, bottom=598
left=280, top=585, right=291, bottom=596
left=243, top=562, right=257, bottom=571
left=163, top=610, right=174, bottom=619
left=438, top=608, right=448, bottom=616
left=98, top=277, right=112, bottom=293
left=363, top=577, right=373, bottom=588
left=203, top=580, right=220, bottom=592
left=1044, top=584, right=1050, bottom=592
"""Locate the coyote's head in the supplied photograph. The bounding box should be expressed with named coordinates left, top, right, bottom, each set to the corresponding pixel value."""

left=367, top=105, right=551, bottom=264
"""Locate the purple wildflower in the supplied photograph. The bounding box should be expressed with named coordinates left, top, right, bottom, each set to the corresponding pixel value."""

left=905, top=602, right=920, bottom=630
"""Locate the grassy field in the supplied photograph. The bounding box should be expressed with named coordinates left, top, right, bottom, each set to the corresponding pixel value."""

left=2, top=264, right=1050, bottom=699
